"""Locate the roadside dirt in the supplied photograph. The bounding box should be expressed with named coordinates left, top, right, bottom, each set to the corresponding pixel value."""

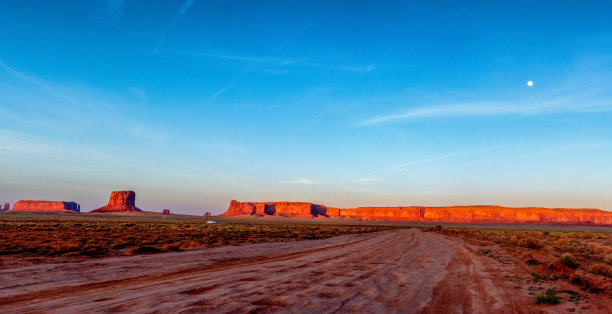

left=1, top=229, right=538, bottom=313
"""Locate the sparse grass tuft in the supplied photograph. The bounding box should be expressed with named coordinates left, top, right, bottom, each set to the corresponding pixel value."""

left=533, top=289, right=560, bottom=305
left=588, top=263, right=612, bottom=277
left=557, top=237, right=570, bottom=245
left=0, top=220, right=393, bottom=259
left=518, top=237, right=544, bottom=250
left=559, top=253, right=578, bottom=269
left=509, top=234, right=519, bottom=244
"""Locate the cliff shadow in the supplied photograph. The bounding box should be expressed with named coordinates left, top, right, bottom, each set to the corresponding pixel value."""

left=264, top=204, right=276, bottom=215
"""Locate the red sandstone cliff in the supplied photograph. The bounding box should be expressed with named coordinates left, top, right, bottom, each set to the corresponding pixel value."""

left=222, top=200, right=326, bottom=217
left=11, top=200, right=80, bottom=212
left=221, top=201, right=612, bottom=226
left=91, top=191, right=141, bottom=213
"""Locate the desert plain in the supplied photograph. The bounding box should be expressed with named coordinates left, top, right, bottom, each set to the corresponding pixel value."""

left=1, top=209, right=612, bottom=313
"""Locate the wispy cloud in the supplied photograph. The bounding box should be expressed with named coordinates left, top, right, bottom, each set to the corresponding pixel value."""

left=208, top=83, right=233, bottom=101
left=283, top=179, right=319, bottom=185
left=153, top=0, right=194, bottom=54
left=172, top=50, right=376, bottom=74
left=358, top=78, right=612, bottom=126
left=291, top=107, right=333, bottom=137
left=386, top=146, right=504, bottom=174
left=0, top=60, right=165, bottom=141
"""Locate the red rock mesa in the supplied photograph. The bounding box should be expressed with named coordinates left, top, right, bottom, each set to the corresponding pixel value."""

left=222, top=200, right=327, bottom=217
left=10, top=200, right=80, bottom=212
left=1, top=202, right=9, bottom=212
left=91, top=191, right=141, bottom=213
left=222, top=200, right=612, bottom=226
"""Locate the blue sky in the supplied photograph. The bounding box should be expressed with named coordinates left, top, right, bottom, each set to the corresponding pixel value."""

left=1, top=1, right=611, bottom=214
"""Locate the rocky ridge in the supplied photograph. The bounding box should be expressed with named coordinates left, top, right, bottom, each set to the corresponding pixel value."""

left=222, top=200, right=612, bottom=226
left=11, top=201, right=80, bottom=212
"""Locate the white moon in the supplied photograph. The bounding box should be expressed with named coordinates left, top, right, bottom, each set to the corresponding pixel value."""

left=527, top=81, right=534, bottom=87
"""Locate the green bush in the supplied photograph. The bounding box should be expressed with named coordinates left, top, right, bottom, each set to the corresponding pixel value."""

left=559, top=253, right=578, bottom=269
left=534, top=290, right=560, bottom=305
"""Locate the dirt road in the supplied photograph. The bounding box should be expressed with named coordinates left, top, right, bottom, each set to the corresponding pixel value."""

left=0, top=229, right=534, bottom=313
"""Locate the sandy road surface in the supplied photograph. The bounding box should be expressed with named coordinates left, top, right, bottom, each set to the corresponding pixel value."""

left=0, top=229, right=534, bottom=313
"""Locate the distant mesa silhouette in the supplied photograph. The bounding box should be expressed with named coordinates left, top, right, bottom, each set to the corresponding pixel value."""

left=92, top=190, right=142, bottom=213
left=0, top=202, right=10, bottom=212
left=222, top=200, right=612, bottom=226
left=162, top=209, right=171, bottom=214
left=10, top=200, right=80, bottom=212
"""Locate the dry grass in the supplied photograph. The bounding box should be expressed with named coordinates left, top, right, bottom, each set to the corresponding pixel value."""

left=437, top=226, right=612, bottom=294
left=588, top=263, right=612, bottom=277
left=518, top=237, right=544, bottom=250
left=559, top=253, right=578, bottom=269
left=533, top=289, right=560, bottom=305
left=557, top=237, right=570, bottom=245
left=0, top=220, right=394, bottom=259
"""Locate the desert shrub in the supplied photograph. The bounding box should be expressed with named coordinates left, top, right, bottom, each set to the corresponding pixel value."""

left=557, top=237, right=570, bottom=245
left=604, top=254, right=612, bottom=264
left=581, top=232, right=596, bottom=239
left=509, top=235, right=519, bottom=244
left=587, top=242, right=598, bottom=251
left=594, top=245, right=610, bottom=256
left=559, top=253, right=578, bottom=269
left=518, top=237, right=544, bottom=250
left=588, top=263, right=612, bottom=277
left=533, top=290, right=560, bottom=305
left=542, top=230, right=550, bottom=236
left=527, top=231, right=543, bottom=237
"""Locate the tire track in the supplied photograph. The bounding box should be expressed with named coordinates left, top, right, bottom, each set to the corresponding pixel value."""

left=0, top=232, right=384, bottom=308
left=0, top=229, right=536, bottom=313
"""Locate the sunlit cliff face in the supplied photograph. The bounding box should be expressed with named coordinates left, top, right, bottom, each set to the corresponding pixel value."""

left=223, top=201, right=612, bottom=226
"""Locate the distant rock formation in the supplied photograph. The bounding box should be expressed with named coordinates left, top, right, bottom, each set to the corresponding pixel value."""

left=91, top=191, right=141, bottom=213
left=11, top=201, right=80, bottom=212
left=0, top=202, right=9, bottom=212
left=222, top=200, right=327, bottom=217
left=221, top=200, right=612, bottom=226
left=162, top=209, right=171, bottom=214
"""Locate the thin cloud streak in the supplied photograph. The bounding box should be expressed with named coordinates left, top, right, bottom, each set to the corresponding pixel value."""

left=153, top=0, right=194, bottom=54
left=208, top=83, right=233, bottom=101
left=283, top=179, right=319, bottom=185
left=359, top=91, right=612, bottom=126
left=0, top=60, right=167, bottom=141
left=172, top=50, right=376, bottom=74
left=386, top=146, right=505, bottom=174
left=291, top=107, right=333, bottom=137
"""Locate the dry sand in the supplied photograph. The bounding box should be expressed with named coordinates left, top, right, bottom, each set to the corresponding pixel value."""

left=0, top=228, right=535, bottom=313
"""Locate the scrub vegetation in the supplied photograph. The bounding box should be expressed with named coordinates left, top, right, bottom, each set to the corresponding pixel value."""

left=0, top=219, right=392, bottom=259
left=432, top=226, right=612, bottom=297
